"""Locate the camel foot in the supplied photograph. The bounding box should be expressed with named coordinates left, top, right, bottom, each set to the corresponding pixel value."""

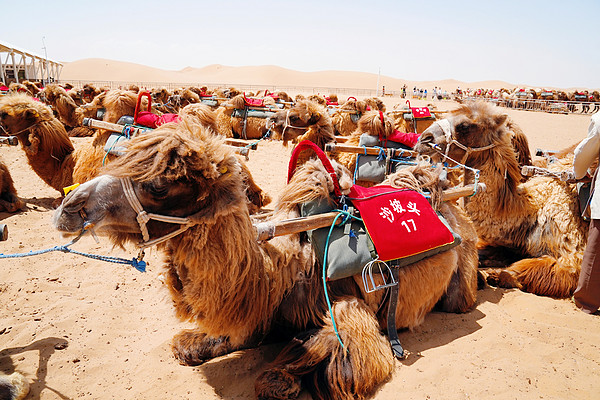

left=255, top=368, right=302, bottom=400
left=171, top=330, right=233, bottom=366
left=477, top=270, right=488, bottom=290
left=486, top=269, right=523, bottom=290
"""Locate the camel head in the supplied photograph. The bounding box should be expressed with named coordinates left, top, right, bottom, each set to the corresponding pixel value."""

left=53, top=117, right=246, bottom=249
left=269, top=100, right=328, bottom=144
left=415, top=101, right=511, bottom=167
left=0, top=93, right=55, bottom=138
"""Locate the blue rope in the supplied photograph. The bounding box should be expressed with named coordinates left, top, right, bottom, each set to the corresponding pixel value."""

left=322, top=209, right=362, bottom=352
left=0, top=232, right=146, bottom=272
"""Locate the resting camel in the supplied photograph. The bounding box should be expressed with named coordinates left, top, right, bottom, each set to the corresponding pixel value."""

left=270, top=100, right=413, bottom=186
left=331, top=97, right=369, bottom=136
left=52, top=114, right=478, bottom=400
left=0, top=94, right=268, bottom=211
left=0, top=159, right=25, bottom=212
left=215, top=94, right=275, bottom=140
left=415, top=101, right=585, bottom=298
left=41, top=84, right=95, bottom=137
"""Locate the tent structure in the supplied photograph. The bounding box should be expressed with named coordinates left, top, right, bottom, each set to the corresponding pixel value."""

left=0, top=41, right=62, bottom=85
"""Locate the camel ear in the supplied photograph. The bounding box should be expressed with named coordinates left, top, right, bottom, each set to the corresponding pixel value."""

left=308, top=112, right=321, bottom=125
left=494, top=113, right=508, bottom=127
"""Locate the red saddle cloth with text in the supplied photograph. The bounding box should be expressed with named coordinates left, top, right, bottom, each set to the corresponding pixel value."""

left=410, top=106, right=432, bottom=119
left=288, top=140, right=455, bottom=263
left=348, top=185, right=455, bottom=262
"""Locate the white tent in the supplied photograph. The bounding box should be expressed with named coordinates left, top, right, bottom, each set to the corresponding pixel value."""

left=0, top=41, right=62, bottom=85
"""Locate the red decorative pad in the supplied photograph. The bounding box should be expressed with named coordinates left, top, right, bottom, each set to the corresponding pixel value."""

left=387, top=129, right=421, bottom=148
left=243, top=93, right=265, bottom=107
left=348, top=185, right=455, bottom=261
left=410, top=107, right=432, bottom=119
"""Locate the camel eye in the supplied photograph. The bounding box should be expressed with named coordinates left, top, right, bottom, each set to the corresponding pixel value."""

left=143, top=180, right=169, bottom=198
left=455, top=122, right=472, bottom=136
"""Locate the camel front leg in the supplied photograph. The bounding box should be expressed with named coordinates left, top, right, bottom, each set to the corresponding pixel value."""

left=485, top=255, right=580, bottom=298
left=172, top=329, right=252, bottom=366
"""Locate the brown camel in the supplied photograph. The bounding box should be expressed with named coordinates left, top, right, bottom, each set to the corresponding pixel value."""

left=215, top=94, right=276, bottom=140
left=0, top=159, right=25, bottom=212
left=270, top=100, right=411, bottom=186
left=415, top=101, right=585, bottom=298
left=52, top=114, right=478, bottom=400
left=0, top=93, right=269, bottom=212
left=41, top=84, right=95, bottom=137
left=331, top=97, right=369, bottom=136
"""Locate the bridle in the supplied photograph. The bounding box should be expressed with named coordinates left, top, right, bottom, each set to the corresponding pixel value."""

left=433, top=118, right=498, bottom=165
left=120, top=177, right=194, bottom=256
left=281, top=109, right=309, bottom=138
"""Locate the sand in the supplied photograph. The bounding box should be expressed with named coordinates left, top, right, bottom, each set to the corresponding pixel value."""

left=1, top=62, right=600, bottom=400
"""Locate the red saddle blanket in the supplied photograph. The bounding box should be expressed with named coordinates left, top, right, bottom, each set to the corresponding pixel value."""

left=348, top=185, right=455, bottom=262
left=384, top=129, right=421, bottom=148
left=134, top=91, right=180, bottom=128
left=410, top=107, right=432, bottom=119
left=243, top=93, right=265, bottom=107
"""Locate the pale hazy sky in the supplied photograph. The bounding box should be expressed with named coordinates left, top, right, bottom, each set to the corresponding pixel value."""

left=3, top=0, right=599, bottom=89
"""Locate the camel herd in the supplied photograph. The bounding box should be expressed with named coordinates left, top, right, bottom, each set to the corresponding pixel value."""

left=456, top=86, right=600, bottom=114
left=0, top=81, right=591, bottom=400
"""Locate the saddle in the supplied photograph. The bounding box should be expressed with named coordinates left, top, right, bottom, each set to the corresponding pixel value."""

left=134, top=91, right=180, bottom=129
left=289, top=140, right=461, bottom=358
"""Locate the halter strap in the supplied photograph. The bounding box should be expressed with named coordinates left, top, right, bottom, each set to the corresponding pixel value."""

left=120, top=177, right=193, bottom=250
left=435, top=118, right=497, bottom=165
left=282, top=109, right=309, bottom=138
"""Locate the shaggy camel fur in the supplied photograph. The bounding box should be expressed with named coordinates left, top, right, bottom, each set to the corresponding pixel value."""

left=0, top=371, right=29, bottom=400
left=415, top=101, right=586, bottom=298
left=0, top=159, right=25, bottom=212
left=42, top=84, right=95, bottom=137
left=0, top=94, right=269, bottom=212
left=52, top=115, right=478, bottom=400
left=271, top=101, right=401, bottom=186
left=0, top=93, right=107, bottom=193
left=215, top=94, right=275, bottom=140
left=180, top=103, right=271, bottom=212
left=331, top=97, right=369, bottom=136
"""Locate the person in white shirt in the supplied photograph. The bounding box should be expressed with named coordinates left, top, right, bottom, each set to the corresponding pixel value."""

left=572, top=111, right=600, bottom=314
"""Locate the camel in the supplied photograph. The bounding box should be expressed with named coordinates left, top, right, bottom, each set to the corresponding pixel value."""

left=331, top=97, right=369, bottom=136
left=41, top=84, right=95, bottom=137
left=0, top=159, right=25, bottom=212
left=269, top=99, right=336, bottom=166
left=52, top=114, right=478, bottom=400
left=270, top=100, right=415, bottom=186
left=0, top=93, right=269, bottom=212
left=215, top=94, right=276, bottom=140
left=415, top=101, right=586, bottom=298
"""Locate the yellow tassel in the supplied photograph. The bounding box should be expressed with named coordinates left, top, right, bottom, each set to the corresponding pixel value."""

left=63, top=183, right=80, bottom=196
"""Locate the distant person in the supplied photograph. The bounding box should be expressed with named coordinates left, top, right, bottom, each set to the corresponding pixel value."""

left=424, top=89, right=428, bottom=99
left=572, top=110, right=600, bottom=315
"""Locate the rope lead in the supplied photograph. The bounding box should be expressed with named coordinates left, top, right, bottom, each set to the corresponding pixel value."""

left=0, top=228, right=146, bottom=272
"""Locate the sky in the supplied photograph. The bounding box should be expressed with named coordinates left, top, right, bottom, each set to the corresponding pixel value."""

left=3, top=0, right=599, bottom=89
